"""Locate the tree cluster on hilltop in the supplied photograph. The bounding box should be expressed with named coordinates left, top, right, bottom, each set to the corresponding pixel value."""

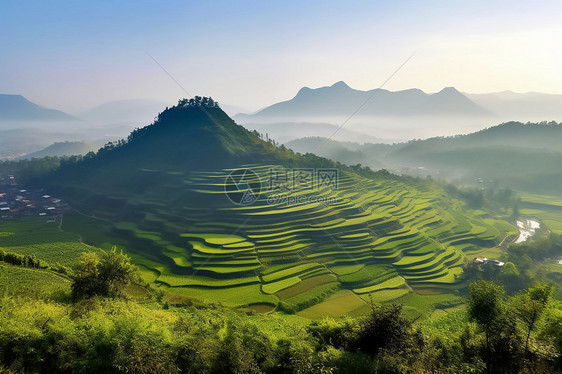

left=177, top=96, right=219, bottom=108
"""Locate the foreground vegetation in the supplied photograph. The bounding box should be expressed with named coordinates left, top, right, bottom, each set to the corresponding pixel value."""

left=0, top=228, right=561, bottom=373
left=2, top=254, right=562, bottom=374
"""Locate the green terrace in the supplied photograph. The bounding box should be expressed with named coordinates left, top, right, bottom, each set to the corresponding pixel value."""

left=48, top=163, right=516, bottom=313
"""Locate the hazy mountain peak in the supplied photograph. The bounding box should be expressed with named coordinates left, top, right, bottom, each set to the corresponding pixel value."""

left=295, top=81, right=352, bottom=97
left=0, top=94, right=78, bottom=122
left=330, top=81, right=351, bottom=89
left=427, top=87, right=493, bottom=116
left=296, top=86, right=313, bottom=96
left=434, top=87, right=462, bottom=96
left=238, top=83, right=494, bottom=121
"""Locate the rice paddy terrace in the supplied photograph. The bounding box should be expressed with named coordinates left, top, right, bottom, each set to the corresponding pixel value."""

left=34, top=100, right=518, bottom=315
left=64, top=163, right=516, bottom=314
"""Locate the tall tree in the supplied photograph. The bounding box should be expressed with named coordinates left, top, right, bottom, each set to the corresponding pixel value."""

left=511, top=283, right=553, bottom=364
left=467, top=280, right=505, bottom=370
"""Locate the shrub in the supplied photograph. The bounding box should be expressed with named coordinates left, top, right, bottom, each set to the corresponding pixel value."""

left=71, top=248, right=137, bottom=299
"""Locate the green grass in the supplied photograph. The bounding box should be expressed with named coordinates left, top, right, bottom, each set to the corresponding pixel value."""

left=188, top=241, right=254, bottom=255
left=392, top=292, right=464, bottom=320
left=366, top=288, right=410, bottom=303
left=353, top=276, right=406, bottom=294
left=262, top=263, right=322, bottom=282
left=410, top=266, right=464, bottom=284
left=181, top=233, right=248, bottom=245
left=163, top=250, right=191, bottom=267
left=0, top=262, right=70, bottom=296
left=328, top=264, right=364, bottom=275
left=0, top=220, right=98, bottom=267
left=282, top=282, right=340, bottom=311
left=262, top=276, right=301, bottom=294
left=297, top=290, right=367, bottom=318
left=158, top=272, right=259, bottom=287
left=164, top=283, right=278, bottom=307
left=337, top=264, right=396, bottom=284
left=276, top=274, right=337, bottom=300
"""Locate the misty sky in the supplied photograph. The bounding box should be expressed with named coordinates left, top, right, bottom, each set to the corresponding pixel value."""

left=1, top=0, right=561, bottom=113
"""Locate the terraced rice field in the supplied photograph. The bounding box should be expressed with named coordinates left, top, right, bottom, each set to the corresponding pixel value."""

left=61, top=163, right=515, bottom=312
left=519, top=192, right=562, bottom=233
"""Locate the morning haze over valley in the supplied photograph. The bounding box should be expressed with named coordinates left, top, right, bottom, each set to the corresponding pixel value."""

left=1, top=1, right=562, bottom=373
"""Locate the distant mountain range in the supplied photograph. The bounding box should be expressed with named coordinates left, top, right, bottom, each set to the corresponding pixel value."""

left=236, top=81, right=495, bottom=121
left=0, top=94, right=79, bottom=122
left=234, top=82, right=562, bottom=142
left=4, top=88, right=562, bottom=147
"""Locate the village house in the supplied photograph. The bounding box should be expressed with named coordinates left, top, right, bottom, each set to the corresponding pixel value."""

left=473, top=257, right=505, bottom=267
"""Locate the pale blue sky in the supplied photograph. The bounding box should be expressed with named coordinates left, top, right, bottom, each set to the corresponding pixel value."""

left=1, top=0, right=561, bottom=112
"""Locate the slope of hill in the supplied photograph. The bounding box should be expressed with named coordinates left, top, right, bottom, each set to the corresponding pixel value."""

left=285, top=122, right=562, bottom=196
left=39, top=98, right=514, bottom=311
left=243, top=121, right=387, bottom=144
left=236, top=82, right=494, bottom=120
left=285, top=136, right=392, bottom=168
left=389, top=122, right=562, bottom=194
left=0, top=129, right=93, bottom=160
left=0, top=94, right=78, bottom=122
left=18, top=141, right=99, bottom=159
left=402, top=121, right=562, bottom=152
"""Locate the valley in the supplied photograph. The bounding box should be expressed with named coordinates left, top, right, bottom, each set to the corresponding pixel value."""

left=4, top=2, right=562, bottom=371
left=5, top=100, right=561, bottom=318
left=2, top=99, right=562, bottom=373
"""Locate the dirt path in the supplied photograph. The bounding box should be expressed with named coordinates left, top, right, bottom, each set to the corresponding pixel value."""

left=498, top=234, right=512, bottom=248
left=57, top=214, right=63, bottom=232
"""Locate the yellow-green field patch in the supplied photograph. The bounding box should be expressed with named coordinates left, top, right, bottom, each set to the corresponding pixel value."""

left=297, top=290, right=367, bottom=319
